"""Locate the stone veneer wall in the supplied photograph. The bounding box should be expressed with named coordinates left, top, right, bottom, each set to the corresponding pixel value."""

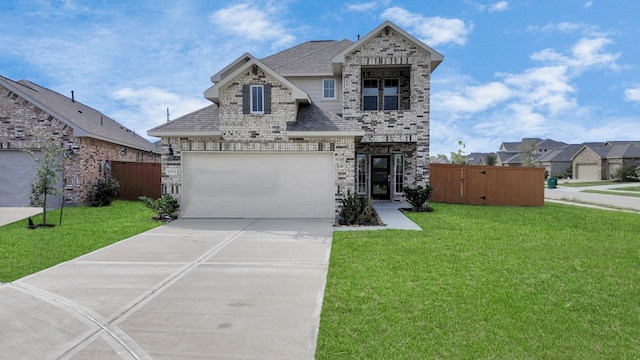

left=341, top=26, right=432, bottom=186
left=0, top=84, right=159, bottom=205
left=160, top=136, right=356, bottom=214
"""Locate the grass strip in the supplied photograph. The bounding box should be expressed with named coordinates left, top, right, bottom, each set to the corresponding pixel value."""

left=557, top=181, right=617, bottom=187
left=316, top=202, right=640, bottom=359
left=582, top=189, right=640, bottom=197
left=0, top=200, right=162, bottom=282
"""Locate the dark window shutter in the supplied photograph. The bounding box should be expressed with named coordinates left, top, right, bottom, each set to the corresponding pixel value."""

left=264, top=84, right=271, bottom=114
left=242, top=84, right=250, bottom=114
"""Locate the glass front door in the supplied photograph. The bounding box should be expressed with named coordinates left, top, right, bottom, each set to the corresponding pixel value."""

left=371, top=155, right=390, bottom=200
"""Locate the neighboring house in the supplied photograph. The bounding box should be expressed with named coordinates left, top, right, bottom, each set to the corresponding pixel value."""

left=0, top=76, right=161, bottom=207
left=148, top=21, right=444, bottom=219
left=572, top=141, right=640, bottom=180
left=537, top=143, right=583, bottom=178
left=467, top=152, right=494, bottom=165
left=496, top=138, right=568, bottom=169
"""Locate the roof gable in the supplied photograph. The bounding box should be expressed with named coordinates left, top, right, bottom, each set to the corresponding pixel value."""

left=331, top=20, right=444, bottom=73
left=203, top=57, right=311, bottom=104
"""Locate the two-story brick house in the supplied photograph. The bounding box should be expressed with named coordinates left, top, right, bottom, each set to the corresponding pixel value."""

left=148, top=21, right=443, bottom=219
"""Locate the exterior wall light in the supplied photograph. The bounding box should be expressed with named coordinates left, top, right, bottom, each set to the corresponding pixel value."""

left=166, top=144, right=174, bottom=160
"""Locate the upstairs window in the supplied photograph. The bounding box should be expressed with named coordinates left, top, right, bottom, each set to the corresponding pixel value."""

left=323, top=79, right=336, bottom=99
left=383, top=79, right=399, bottom=110
left=363, top=79, right=379, bottom=111
left=251, top=85, right=263, bottom=114
left=242, top=84, right=271, bottom=114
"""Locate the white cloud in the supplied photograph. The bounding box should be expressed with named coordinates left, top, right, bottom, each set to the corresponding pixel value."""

left=111, top=87, right=211, bottom=138
left=210, top=3, right=295, bottom=49
left=489, top=1, right=509, bottom=12
left=584, top=1, right=593, bottom=8
left=347, top=1, right=378, bottom=12
left=436, top=82, right=512, bottom=114
left=624, top=87, right=640, bottom=102
left=381, top=7, right=471, bottom=46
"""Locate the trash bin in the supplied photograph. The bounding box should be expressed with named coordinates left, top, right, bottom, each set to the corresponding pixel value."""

left=547, top=178, right=557, bottom=189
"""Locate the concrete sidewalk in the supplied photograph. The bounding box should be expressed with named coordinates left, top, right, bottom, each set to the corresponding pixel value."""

left=0, top=218, right=334, bottom=359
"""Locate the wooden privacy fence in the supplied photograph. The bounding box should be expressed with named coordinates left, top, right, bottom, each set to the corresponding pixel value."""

left=429, top=164, right=545, bottom=206
left=111, top=161, right=161, bottom=200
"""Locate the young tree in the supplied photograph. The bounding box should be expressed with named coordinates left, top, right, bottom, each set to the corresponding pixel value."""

left=518, top=139, right=538, bottom=167
left=485, top=152, right=498, bottom=166
left=24, top=130, right=66, bottom=226
left=450, top=140, right=467, bottom=165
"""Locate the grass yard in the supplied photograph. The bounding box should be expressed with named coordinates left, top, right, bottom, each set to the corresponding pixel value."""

left=0, top=200, right=162, bottom=282
left=583, top=189, right=640, bottom=197
left=316, top=202, right=640, bottom=359
left=558, top=181, right=617, bottom=187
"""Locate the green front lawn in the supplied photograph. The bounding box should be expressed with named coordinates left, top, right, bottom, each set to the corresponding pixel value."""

left=0, top=200, right=162, bottom=282
left=317, top=202, right=640, bottom=359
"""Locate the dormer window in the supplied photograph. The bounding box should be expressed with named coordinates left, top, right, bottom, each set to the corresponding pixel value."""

left=242, top=84, right=271, bottom=114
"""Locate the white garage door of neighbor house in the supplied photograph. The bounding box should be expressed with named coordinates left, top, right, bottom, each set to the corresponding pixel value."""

left=0, top=150, right=37, bottom=207
left=576, top=164, right=599, bottom=180
left=182, top=152, right=335, bottom=218
left=0, top=150, right=64, bottom=207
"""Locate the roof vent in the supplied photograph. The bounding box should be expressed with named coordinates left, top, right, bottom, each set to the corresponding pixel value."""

left=71, top=90, right=75, bottom=102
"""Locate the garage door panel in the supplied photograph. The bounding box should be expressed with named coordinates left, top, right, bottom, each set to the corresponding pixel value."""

left=576, top=164, right=599, bottom=180
left=182, top=152, right=334, bottom=218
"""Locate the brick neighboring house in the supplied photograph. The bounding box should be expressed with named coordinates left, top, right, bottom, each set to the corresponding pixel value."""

left=572, top=141, right=640, bottom=180
left=0, top=76, right=161, bottom=207
left=148, top=21, right=443, bottom=219
left=494, top=138, right=640, bottom=180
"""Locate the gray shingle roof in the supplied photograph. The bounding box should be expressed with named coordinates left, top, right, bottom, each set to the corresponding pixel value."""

left=148, top=104, right=220, bottom=135
left=0, top=76, right=159, bottom=153
left=288, top=103, right=362, bottom=132
left=261, top=40, right=353, bottom=75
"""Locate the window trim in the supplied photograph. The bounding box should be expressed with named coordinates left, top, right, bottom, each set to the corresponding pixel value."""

left=250, top=85, right=264, bottom=114
left=322, top=79, right=336, bottom=100
left=394, top=153, right=404, bottom=194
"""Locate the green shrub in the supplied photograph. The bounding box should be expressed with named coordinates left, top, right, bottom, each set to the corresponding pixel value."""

left=611, top=165, right=639, bottom=182
left=139, top=194, right=180, bottom=220
left=403, top=185, right=434, bottom=212
left=339, top=191, right=379, bottom=226
left=89, top=176, right=120, bottom=206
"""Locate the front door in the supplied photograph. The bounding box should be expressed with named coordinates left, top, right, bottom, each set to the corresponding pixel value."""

left=371, top=155, right=390, bottom=200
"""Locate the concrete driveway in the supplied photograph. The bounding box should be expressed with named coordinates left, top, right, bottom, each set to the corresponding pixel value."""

left=0, top=218, right=334, bottom=359
left=0, top=207, right=42, bottom=227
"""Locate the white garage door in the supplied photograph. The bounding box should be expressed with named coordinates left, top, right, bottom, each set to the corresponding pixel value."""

left=576, top=164, right=599, bottom=180
left=0, top=150, right=36, bottom=207
left=0, top=150, right=63, bottom=207
left=182, top=152, right=334, bottom=218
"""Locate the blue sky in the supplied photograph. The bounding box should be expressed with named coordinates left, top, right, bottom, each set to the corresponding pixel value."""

left=1, top=0, right=639, bottom=156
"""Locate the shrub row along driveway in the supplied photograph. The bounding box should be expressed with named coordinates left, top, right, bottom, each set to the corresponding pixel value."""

left=0, top=218, right=333, bottom=359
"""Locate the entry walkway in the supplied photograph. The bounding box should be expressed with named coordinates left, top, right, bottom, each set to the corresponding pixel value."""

left=0, top=218, right=334, bottom=359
